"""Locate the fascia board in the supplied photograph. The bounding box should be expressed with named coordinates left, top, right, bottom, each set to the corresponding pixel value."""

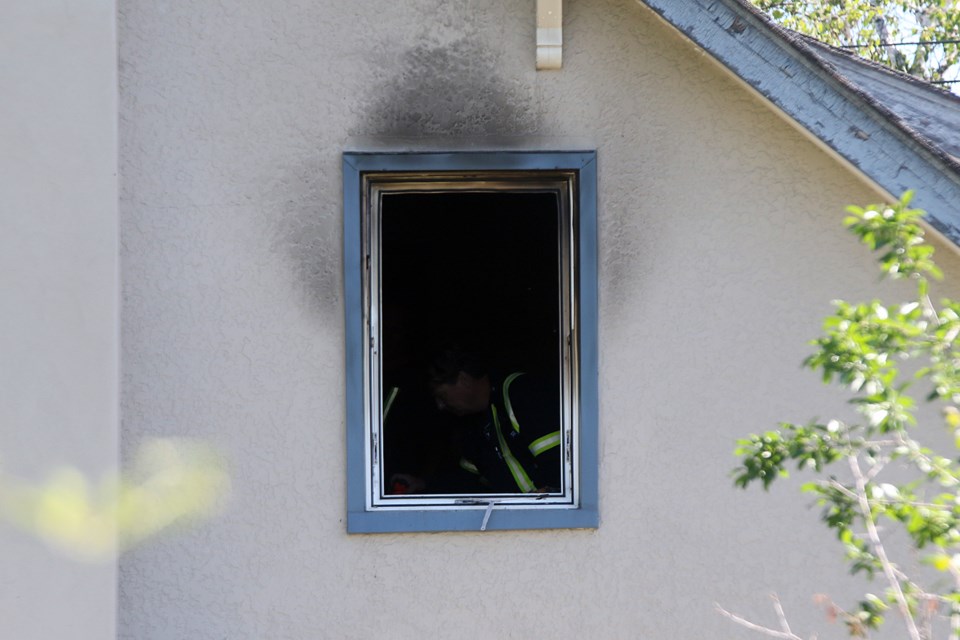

left=636, top=0, right=960, bottom=244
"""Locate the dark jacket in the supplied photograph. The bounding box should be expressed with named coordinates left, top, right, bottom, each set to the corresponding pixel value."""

left=456, top=371, right=562, bottom=494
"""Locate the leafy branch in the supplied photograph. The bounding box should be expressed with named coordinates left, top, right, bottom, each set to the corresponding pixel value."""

left=729, top=192, right=960, bottom=639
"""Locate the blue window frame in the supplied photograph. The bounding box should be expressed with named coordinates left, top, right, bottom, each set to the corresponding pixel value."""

left=343, top=151, right=598, bottom=533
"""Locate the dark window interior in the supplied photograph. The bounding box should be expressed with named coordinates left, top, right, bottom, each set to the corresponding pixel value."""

left=380, top=190, right=561, bottom=494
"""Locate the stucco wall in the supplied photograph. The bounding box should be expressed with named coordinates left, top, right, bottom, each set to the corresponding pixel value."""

left=118, top=1, right=960, bottom=638
left=0, top=1, right=118, bottom=638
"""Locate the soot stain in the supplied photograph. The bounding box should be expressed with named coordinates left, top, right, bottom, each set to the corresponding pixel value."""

left=275, top=36, right=542, bottom=327
left=272, top=193, right=341, bottom=326
left=279, top=28, right=544, bottom=325
left=361, top=36, right=541, bottom=137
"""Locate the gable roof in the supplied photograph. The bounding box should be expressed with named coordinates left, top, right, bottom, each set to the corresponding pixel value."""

left=637, top=0, right=960, bottom=245
left=800, top=35, right=960, bottom=161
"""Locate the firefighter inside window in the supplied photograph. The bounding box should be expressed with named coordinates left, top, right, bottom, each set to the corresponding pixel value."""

left=386, top=346, right=562, bottom=495
left=378, top=190, right=563, bottom=495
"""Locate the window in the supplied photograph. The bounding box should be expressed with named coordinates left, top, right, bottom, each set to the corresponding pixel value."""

left=343, top=151, right=598, bottom=532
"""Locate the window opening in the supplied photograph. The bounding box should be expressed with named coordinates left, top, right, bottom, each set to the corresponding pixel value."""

left=343, top=151, right=598, bottom=533
left=365, top=176, right=578, bottom=509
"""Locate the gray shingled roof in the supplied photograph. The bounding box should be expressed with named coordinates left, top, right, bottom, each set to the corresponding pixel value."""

left=637, top=0, right=960, bottom=244
left=800, top=35, right=960, bottom=162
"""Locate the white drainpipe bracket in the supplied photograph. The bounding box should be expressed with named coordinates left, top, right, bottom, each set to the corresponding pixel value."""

left=536, top=0, right=562, bottom=70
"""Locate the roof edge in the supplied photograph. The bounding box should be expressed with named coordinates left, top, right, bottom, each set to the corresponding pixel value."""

left=636, top=0, right=960, bottom=244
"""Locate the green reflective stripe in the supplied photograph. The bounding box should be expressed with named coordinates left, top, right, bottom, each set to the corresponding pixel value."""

left=529, top=430, right=561, bottom=457
left=459, top=457, right=479, bottom=475
left=491, top=405, right=536, bottom=493
left=384, top=386, right=399, bottom=420
left=502, top=371, right=525, bottom=433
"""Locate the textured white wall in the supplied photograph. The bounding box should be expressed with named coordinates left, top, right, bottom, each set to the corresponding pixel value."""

left=118, top=0, right=960, bottom=638
left=0, top=0, right=118, bottom=638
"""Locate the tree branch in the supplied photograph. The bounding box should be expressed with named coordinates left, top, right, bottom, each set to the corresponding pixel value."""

left=715, top=599, right=805, bottom=640
left=848, top=454, right=922, bottom=640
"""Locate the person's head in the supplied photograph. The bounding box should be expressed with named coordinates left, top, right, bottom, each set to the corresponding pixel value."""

left=427, top=347, right=490, bottom=416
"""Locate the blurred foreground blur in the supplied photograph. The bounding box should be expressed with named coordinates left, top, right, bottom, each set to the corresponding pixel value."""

left=0, top=438, right=229, bottom=562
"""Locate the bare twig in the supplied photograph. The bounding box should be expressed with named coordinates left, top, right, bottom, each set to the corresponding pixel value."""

left=716, top=601, right=805, bottom=640
left=863, top=454, right=890, bottom=483
left=848, top=454, right=922, bottom=640
left=827, top=477, right=950, bottom=509
left=946, top=559, right=960, bottom=640
left=895, top=432, right=960, bottom=486
left=922, top=293, right=942, bottom=327
left=826, top=479, right=859, bottom=501
left=771, top=594, right=796, bottom=637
